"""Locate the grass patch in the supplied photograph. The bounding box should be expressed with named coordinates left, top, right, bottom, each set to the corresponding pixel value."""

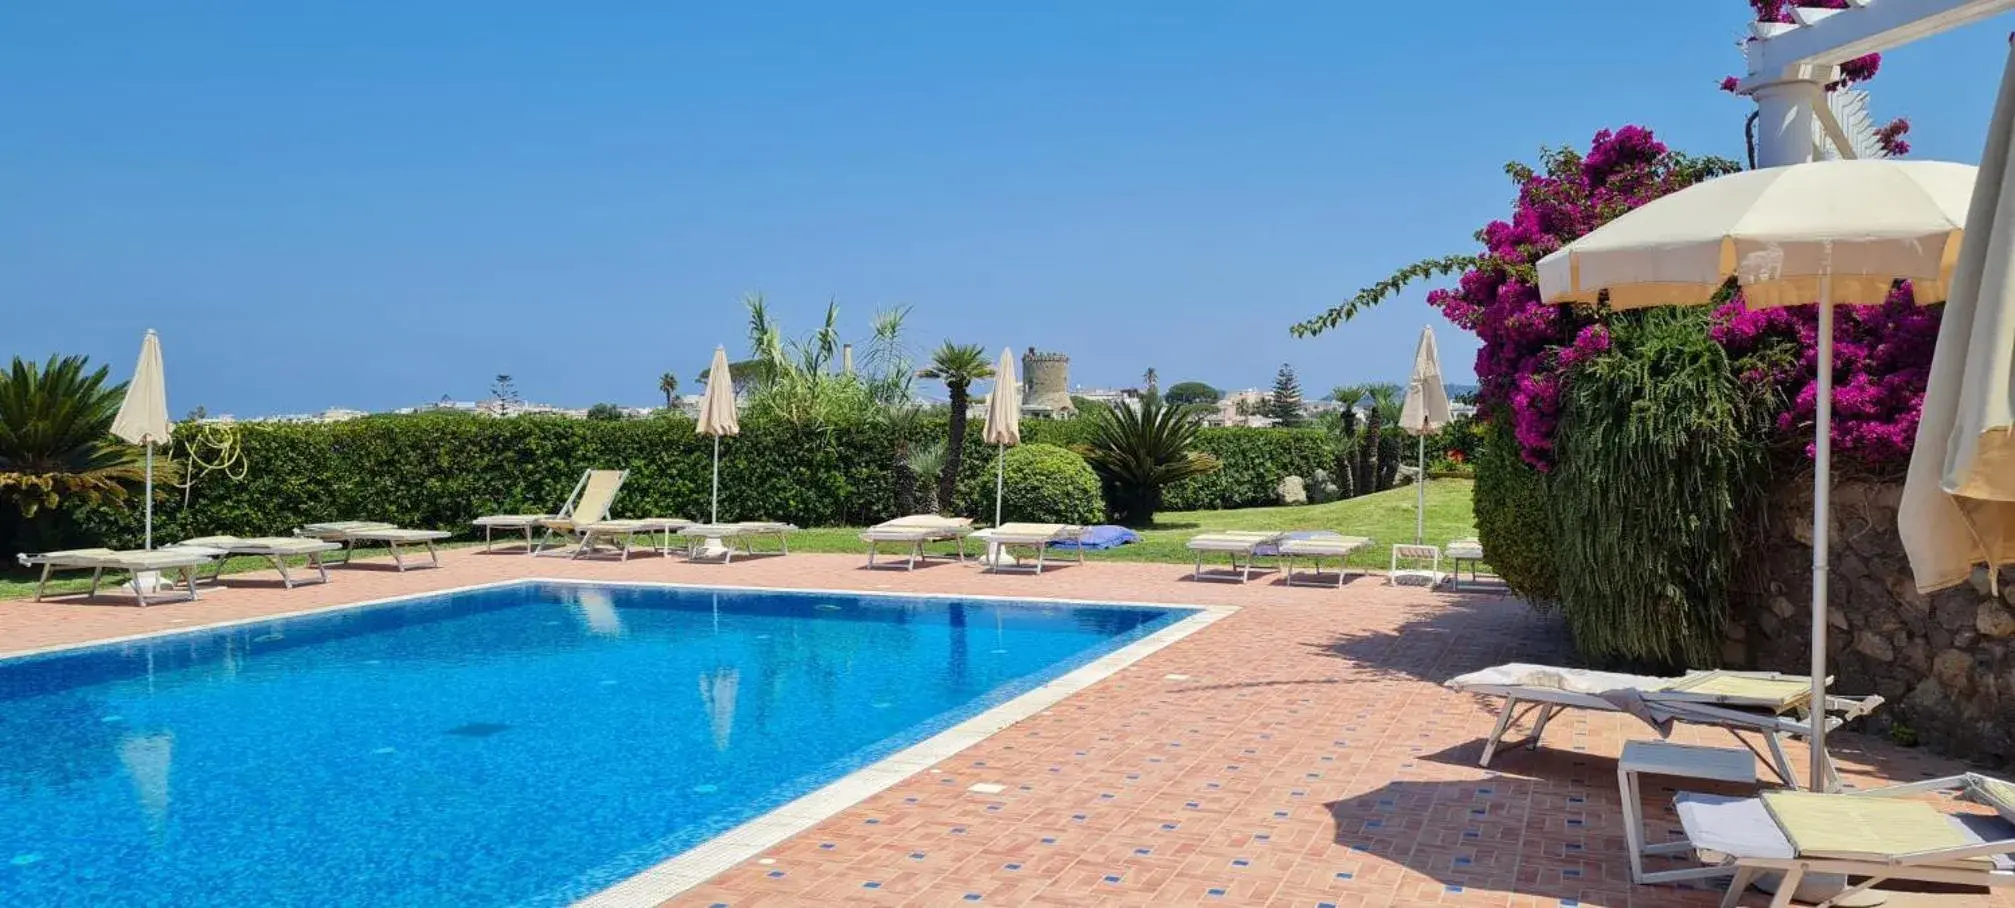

left=0, top=480, right=1475, bottom=599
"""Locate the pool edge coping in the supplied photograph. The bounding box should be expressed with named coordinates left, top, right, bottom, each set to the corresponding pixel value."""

left=573, top=599, right=1234, bottom=908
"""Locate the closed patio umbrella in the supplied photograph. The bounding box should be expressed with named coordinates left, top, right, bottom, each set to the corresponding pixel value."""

left=110, top=330, right=172, bottom=550
left=1903, top=40, right=2015, bottom=596
left=1537, top=158, right=1976, bottom=791
left=981, top=348, right=1022, bottom=528
left=696, top=346, right=740, bottom=524
left=1398, top=326, right=1452, bottom=545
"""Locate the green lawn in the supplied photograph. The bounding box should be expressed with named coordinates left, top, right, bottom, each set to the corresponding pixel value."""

left=0, top=480, right=1476, bottom=600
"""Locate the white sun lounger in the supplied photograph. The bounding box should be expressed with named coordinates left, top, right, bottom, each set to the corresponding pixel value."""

left=1185, top=531, right=1288, bottom=583
left=574, top=518, right=693, bottom=560
left=171, top=535, right=344, bottom=588
left=860, top=515, right=973, bottom=570
left=1279, top=534, right=1374, bottom=587
left=678, top=522, right=796, bottom=563
left=1447, top=663, right=1883, bottom=789
left=1674, top=774, right=2015, bottom=908
left=14, top=547, right=220, bottom=606
left=979, top=523, right=1087, bottom=574
left=295, top=522, right=452, bottom=571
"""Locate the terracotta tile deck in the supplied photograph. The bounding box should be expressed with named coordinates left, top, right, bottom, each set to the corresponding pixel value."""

left=2, top=548, right=2003, bottom=907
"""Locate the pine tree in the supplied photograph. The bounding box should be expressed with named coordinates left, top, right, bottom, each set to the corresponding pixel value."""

left=1266, top=363, right=1305, bottom=427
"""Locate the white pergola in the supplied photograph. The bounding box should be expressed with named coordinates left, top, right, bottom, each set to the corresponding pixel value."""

left=1739, top=0, right=2015, bottom=166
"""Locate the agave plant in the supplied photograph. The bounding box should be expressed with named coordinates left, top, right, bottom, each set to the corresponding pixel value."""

left=0, top=355, right=147, bottom=516
left=1076, top=393, right=1220, bottom=526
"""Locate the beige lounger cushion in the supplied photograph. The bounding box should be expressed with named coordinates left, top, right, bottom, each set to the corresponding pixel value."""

left=473, top=514, right=552, bottom=528
left=345, top=528, right=451, bottom=542
left=988, top=523, right=1080, bottom=542
left=85, top=549, right=220, bottom=569
left=877, top=515, right=973, bottom=530
left=300, top=521, right=398, bottom=534
left=20, top=547, right=119, bottom=565
left=1187, top=533, right=1265, bottom=553
left=583, top=518, right=691, bottom=532
left=681, top=522, right=796, bottom=536
left=1279, top=535, right=1372, bottom=556
left=179, top=536, right=343, bottom=555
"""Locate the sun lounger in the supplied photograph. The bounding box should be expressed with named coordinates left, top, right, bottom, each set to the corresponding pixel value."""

left=678, top=522, right=796, bottom=563
left=1447, top=663, right=1883, bottom=789
left=171, top=535, right=344, bottom=588
left=1185, top=531, right=1287, bottom=583
left=1389, top=543, right=1445, bottom=586
left=1445, top=537, right=1488, bottom=589
left=14, top=547, right=220, bottom=606
left=1279, top=534, right=1374, bottom=587
left=979, top=523, right=1088, bottom=574
left=294, top=523, right=452, bottom=571
left=1674, top=773, right=2015, bottom=907
left=574, top=518, right=693, bottom=560
left=860, top=515, right=974, bottom=570
left=527, top=470, right=629, bottom=556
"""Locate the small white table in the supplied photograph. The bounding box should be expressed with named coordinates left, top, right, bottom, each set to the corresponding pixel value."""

left=1617, top=740, right=1755, bottom=885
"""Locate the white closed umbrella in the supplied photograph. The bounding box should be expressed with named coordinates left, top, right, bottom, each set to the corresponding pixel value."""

left=1536, top=158, right=1976, bottom=792
left=110, top=330, right=172, bottom=550
left=696, top=346, right=741, bottom=524
left=981, top=348, right=1022, bottom=527
left=1398, top=326, right=1452, bottom=545
left=1904, top=42, right=2015, bottom=596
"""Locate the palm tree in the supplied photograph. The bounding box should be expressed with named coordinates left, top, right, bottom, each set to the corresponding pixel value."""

left=1356, top=383, right=1403, bottom=493
left=1142, top=367, right=1159, bottom=397
left=658, top=372, right=679, bottom=409
left=0, top=355, right=147, bottom=516
left=1077, top=393, right=1220, bottom=526
left=916, top=342, right=994, bottom=511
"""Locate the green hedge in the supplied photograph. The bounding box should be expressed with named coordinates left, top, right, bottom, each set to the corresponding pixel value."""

left=953, top=444, right=1103, bottom=525
left=12, top=415, right=1336, bottom=557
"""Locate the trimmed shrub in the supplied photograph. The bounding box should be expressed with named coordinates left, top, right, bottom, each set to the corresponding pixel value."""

left=954, top=444, right=1102, bottom=526
left=1472, top=418, right=1558, bottom=603
left=1161, top=428, right=1332, bottom=512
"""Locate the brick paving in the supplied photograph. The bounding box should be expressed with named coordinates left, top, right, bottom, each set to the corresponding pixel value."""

left=2, top=547, right=2002, bottom=907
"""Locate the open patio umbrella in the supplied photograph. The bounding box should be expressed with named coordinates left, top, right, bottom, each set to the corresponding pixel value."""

left=1537, top=158, right=1975, bottom=792
left=110, top=329, right=172, bottom=550
left=1904, top=41, right=2015, bottom=596
left=696, top=346, right=740, bottom=524
left=1398, top=326, right=1452, bottom=545
left=981, top=347, right=1022, bottom=528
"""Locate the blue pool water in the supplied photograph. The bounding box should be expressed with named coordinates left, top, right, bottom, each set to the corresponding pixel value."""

left=0, top=582, right=1192, bottom=906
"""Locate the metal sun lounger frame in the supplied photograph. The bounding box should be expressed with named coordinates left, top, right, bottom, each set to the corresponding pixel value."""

left=171, top=536, right=344, bottom=588
left=981, top=525, right=1087, bottom=575
left=573, top=518, right=693, bottom=560
left=1675, top=773, right=2015, bottom=908
left=15, top=549, right=217, bottom=606
left=678, top=523, right=795, bottom=563
left=861, top=520, right=972, bottom=570
left=1279, top=535, right=1374, bottom=588
left=294, top=523, right=451, bottom=571
left=1458, top=671, right=1883, bottom=790
left=1186, top=531, right=1288, bottom=583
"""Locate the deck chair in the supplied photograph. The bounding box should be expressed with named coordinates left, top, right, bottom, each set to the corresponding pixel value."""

left=473, top=469, right=624, bottom=553
left=529, top=469, right=629, bottom=556
left=678, top=522, right=796, bottom=563
left=1447, top=663, right=1883, bottom=789
left=861, top=515, right=973, bottom=570
left=171, top=536, right=344, bottom=588
left=14, top=548, right=220, bottom=606
left=1185, top=531, right=1288, bottom=583
left=294, top=522, right=452, bottom=571
left=1674, top=774, right=2015, bottom=908
left=981, top=523, right=1087, bottom=574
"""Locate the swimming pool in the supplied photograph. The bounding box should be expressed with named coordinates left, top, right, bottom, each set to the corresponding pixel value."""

left=0, top=581, right=1198, bottom=906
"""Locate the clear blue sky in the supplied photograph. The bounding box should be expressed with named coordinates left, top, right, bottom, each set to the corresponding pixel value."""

left=3, top=2, right=2009, bottom=415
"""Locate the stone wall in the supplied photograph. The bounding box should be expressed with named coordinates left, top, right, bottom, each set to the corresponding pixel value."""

left=1724, top=474, right=2015, bottom=766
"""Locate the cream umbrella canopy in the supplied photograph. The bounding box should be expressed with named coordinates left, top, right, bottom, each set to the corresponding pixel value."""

left=1398, top=326, right=1453, bottom=545
left=110, top=330, right=172, bottom=550
left=1903, top=42, right=2015, bottom=597
left=981, top=348, right=1022, bottom=527
left=1536, top=159, right=1977, bottom=792
left=696, top=346, right=741, bottom=524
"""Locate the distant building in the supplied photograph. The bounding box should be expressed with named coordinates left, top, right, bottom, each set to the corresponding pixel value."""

left=1020, top=348, right=1076, bottom=417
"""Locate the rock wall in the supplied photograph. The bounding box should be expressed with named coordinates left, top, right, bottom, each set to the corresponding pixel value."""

left=1725, top=474, right=2015, bottom=765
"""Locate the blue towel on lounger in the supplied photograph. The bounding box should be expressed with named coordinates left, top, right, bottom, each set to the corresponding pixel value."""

left=1050, top=525, right=1140, bottom=550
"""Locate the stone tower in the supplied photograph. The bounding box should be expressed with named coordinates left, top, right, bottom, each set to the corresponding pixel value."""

left=1021, top=347, right=1075, bottom=416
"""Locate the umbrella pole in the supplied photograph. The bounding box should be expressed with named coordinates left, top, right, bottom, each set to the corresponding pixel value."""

left=144, top=440, right=154, bottom=551
left=711, top=435, right=721, bottom=524
left=1416, top=434, right=1426, bottom=545
left=994, top=444, right=1005, bottom=527
left=1808, top=294, right=1836, bottom=792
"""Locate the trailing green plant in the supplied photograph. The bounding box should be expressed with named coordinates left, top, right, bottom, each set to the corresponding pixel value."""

left=953, top=443, right=1102, bottom=526
left=1545, top=309, right=1775, bottom=669
left=0, top=355, right=146, bottom=517
left=1076, top=394, right=1221, bottom=526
